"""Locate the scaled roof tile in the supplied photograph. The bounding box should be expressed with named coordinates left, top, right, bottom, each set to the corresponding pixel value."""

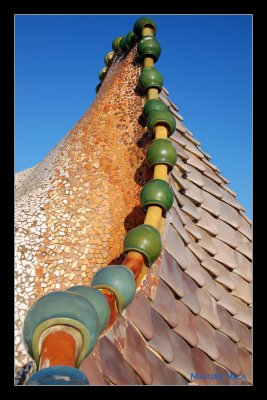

left=169, top=207, right=191, bottom=244
left=147, top=309, right=175, bottom=363
left=235, top=231, right=252, bottom=260
left=234, top=320, right=252, bottom=353
left=197, top=287, right=221, bottom=329
left=184, top=247, right=206, bottom=287
left=230, top=272, right=252, bottom=304
left=202, top=158, right=220, bottom=172
left=168, top=330, right=195, bottom=380
left=197, top=226, right=218, bottom=256
left=216, top=282, right=238, bottom=316
left=215, top=263, right=237, bottom=291
left=124, top=289, right=153, bottom=340
left=191, top=348, right=217, bottom=386
left=98, top=337, right=143, bottom=385
left=202, top=175, right=223, bottom=199
left=201, top=190, right=221, bottom=217
left=171, top=140, right=189, bottom=160
left=181, top=272, right=201, bottom=314
left=183, top=130, right=201, bottom=146
left=188, top=238, right=214, bottom=265
left=152, top=278, right=178, bottom=328
left=196, top=207, right=220, bottom=236
left=159, top=250, right=184, bottom=298
left=173, top=300, right=198, bottom=346
left=171, top=130, right=187, bottom=147
left=195, top=315, right=220, bottom=360
left=200, top=251, right=222, bottom=277
left=232, top=296, right=252, bottom=327
left=215, top=331, right=242, bottom=376
left=203, top=165, right=223, bottom=184
left=201, top=266, right=221, bottom=300
left=237, top=213, right=252, bottom=241
left=215, top=218, right=239, bottom=249
left=186, top=165, right=205, bottom=187
left=212, top=237, right=237, bottom=269
left=186, top=152, right=206, bottom=172
left=219, top=200, right=240, bottom=228
left=216, top=303, right=240, bottom=343
left=184, top=215, right=203, bottom=240
left=220, top=187, right=245, bottom=211
left=182, top=137, right=204, bottom=158
left=183, top=179, right=204, bottom=204
left=237, top=347, right=252, bottom=383
left=175, top=157, right=191, bottom=173
left=80, top=353, right=107, bottom=385
left=171, top=184, right=201, bottom=221
left=123, top=320, right=153, bottom=384
left=146, top=348, right=188, bottom=385
left=165, top=225, right=188, bottom=270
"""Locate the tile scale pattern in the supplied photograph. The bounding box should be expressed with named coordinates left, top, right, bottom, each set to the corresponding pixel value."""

left=15, top=40, right=252, bottom=385
left=79, top=90, right=252, bottom=385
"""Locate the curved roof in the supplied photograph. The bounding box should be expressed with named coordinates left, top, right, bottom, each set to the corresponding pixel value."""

left=15, top=30, right=252, bottom=386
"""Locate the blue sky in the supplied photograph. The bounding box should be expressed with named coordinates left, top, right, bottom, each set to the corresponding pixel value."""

left=15, top=15, right=252, bottom=219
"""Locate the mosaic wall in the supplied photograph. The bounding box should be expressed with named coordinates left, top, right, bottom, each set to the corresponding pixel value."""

left=15, top=46, right=150, bottom=370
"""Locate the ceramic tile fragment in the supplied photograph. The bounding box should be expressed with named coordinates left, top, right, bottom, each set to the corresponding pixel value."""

left=152, top=278, right=178, bottom=328
left=197, top=287, right=221, bottom=329
left=98, top=337, right=142, bottom=385
left=165, top=225, right=188, bottom=270
left=146, top=348, right=188, bottom=385
left=215, top=331, right=242, bottom=376
left=124, top=321, right=153, bottom=384
left=196, top=207, right=220, bottom=236
left=159, top=251, right=184, bottom=298
left=173, top=301, right=198, bottom=346
left=124, top=290, right=153, bottom=340
left=147, top=309, right=174, bottom=363
left=181, top=272, right=201, bottom=314
left=195, top=315, right=219, bottom=360
left=168, top=330, right=195, bottom=380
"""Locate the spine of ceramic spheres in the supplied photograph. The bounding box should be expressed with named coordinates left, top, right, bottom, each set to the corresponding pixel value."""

left=124, top=18, right=168, bottom=267
left=125, top=17, right=176, bottom=266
